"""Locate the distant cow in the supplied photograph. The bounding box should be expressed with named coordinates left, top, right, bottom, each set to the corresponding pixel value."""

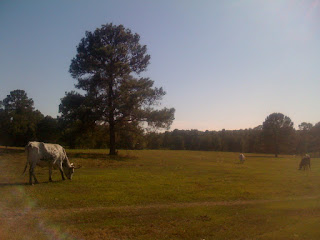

left=239, top=153, right=245, bottom=164
left=299, top=154, right=311, bottom=170
left=23, top=141, right=80, bottom=185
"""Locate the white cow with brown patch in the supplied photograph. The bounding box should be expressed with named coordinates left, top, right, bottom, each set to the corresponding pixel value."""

left=23, top=141, right=79, bottom=185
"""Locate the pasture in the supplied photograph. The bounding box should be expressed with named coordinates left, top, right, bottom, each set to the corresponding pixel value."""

left=1, top=147, right=320, bottom=240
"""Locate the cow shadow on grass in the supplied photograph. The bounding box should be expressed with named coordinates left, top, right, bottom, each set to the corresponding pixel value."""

left=0, top=180, right=67, bottom=187
left=0, top=182, right=29, bottom=187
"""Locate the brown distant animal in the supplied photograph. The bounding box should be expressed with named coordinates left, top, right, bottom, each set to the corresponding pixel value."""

left=299, top=154, right=311, bottom=170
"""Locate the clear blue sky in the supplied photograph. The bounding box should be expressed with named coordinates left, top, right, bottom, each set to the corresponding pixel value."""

left=1, top=0, right=319, bottom=131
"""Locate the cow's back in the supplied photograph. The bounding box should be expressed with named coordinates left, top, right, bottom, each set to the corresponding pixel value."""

left=42, top=143, right=66, bottom=162
left=26, top=142, right=67, bottom=164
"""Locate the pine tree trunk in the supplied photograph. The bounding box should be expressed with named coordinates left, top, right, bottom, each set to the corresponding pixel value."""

left=108, top=78, right=117, bottom=156
left=274, top=137, right=279, bottom=157
left=109, top=121, right=116, bottom=155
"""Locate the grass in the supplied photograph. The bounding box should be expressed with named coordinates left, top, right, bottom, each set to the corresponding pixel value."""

left=1, top=147, right=320, bottom=239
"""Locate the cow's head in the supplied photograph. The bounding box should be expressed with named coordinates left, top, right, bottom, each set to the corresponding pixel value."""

left=63, top=163, right=81, bottom=180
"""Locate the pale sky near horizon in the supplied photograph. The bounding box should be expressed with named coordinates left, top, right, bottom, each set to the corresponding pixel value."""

left=1, top=0, right=320, bottom=131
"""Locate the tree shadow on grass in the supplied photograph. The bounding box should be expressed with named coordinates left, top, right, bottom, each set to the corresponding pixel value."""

left=247, top=155, right=284, bottom=158
left=68, top=152, right=138, bottom=161
left=0, top=148, right=25, bottom=154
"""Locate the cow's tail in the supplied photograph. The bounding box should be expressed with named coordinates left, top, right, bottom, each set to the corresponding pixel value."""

left=22, top=161, right=28, bottom=175
left=22, top=143, right=30, bottom=175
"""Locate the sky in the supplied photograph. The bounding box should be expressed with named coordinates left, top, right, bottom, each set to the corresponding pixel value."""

left=1, top=0, right=320, bottom=131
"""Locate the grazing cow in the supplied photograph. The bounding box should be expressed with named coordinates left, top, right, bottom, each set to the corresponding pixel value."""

left=23, top=141, right=79, bottom=185
left=299, top=154, right=311, bottom=170
left=239, top=153, right=245, bottom=164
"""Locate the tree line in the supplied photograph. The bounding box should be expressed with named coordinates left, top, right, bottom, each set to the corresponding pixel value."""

left=1, top=23, right=319, bottom=156
left=1, top=89, right=319, bottom=157
left=145, top=121, right=320, bottom=156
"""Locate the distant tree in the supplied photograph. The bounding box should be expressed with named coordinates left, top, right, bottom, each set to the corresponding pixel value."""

left=0, top=90, right=43, bottom=146
left=59, top=91, right=97, bottom=127
left=242, top=126, right=263, bottom=153
left=66, top=23, right=175, bottom=155
left=116, top=122, right=145, bottom=149
left=211, top=132, right=222, bottom=151
left=187, top=130, right=200, bottom=150
left=310, top=122, right=320, bottom=153
left=169, top=129, right=185, bottom=150
left=145, top=132, right=163, bottom=149
left=0, top=103, right=12, bottom=146
left=295, top=122, right=313, bottom=154
left=37, top=116, right=59, bottom=143
left=2, top=89, right=34, bottom=113
left=262, top=113, right=294, bottom=157
left=162, top=131, right=171, bottom=149
left=59, top=90, right=105, bottom=148
left=299, top=122, right=313, bottom=131
left=254, top=125, right=263, bottom=130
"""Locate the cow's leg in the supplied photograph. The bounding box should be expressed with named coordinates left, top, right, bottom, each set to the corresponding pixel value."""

left=29, top=164, right=39, bottom=185
left=29, top=166, right=33, bottom=185
left=299, top=160, right=303, bottom=170
left=49, top=162, right=53, bottom=182
left=309, top=161, right=311, bottom=170
left=58, top=166, right=65, bottom=181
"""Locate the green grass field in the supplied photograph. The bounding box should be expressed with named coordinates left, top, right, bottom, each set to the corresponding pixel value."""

left=1, top=147, right=320, bottom=240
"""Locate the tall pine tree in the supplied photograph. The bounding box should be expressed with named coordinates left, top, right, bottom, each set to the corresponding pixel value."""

left=64, top=23, right=175, bottom=155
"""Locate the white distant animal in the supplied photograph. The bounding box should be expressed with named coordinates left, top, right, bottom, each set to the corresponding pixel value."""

left=23, top=141, right=80, bottom=185
left=239, top=153, right=245, bottom=164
